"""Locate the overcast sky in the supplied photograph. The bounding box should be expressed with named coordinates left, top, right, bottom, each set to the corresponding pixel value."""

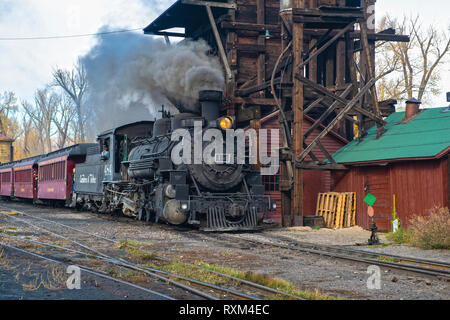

left=0, top=0, right=449, bottom=107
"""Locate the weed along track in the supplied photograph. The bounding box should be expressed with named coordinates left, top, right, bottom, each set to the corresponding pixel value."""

left=0, top=203, right=308, bottom=300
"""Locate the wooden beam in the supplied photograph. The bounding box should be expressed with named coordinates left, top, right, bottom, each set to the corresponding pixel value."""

left=303, top=30, right=410, bottom=42
left=230, top=43, right=266, bottom=53
left=336, top=40, right=346, bottom=87
left=205, top=5, right=233, bottom=84
left=298, top=22, right=355, bottom=71
left=236, top=78, right=280, bottom=97
left=221, top=21, right=280, bottom=33
left=317, top=141, right=337, bottom=165
left=360, top=17, right=382, bottom=122
left=291, top=9, right=304, bottom=226
left=304, top=96, right=326, bottom=114
left=296, top=162, right=348, bottom=170
left=232, top=97, right=276, bottom=106
left=292, top=8, right=365, bottom=19
left=181, top=0, right=237, bottom=10
left=296, top=78, right=377, bottom=164
left=295, top=75, right=386, bottom=125
left=304, top=85, right=353, bottom=139
left=144, top=31, right=186, bottom=37
left=256, top=0, right=266, bottom=97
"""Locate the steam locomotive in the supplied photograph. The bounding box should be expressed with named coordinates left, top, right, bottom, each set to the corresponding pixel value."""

left=64, top=90, right=274, bottom=231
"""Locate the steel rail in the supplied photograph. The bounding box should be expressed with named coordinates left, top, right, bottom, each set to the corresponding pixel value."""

left=0, top=242, right=176, bottom=300
left=267, top=234, right=450, bottom=270
left=0, top=204, right=305, bottom=300
left=1, top=233, right=261, bottom=301
left=0, top=210, right=262, bottom=300
left=226, top=235, right=450, bottom=280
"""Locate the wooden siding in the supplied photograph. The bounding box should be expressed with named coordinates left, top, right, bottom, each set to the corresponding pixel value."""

left=261, top=113, right=347, bottom=223
left=332, top=158, right=449, bottom=230
left=0, top=142, right=12, bottom=164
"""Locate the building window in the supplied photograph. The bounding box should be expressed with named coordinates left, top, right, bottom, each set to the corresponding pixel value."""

left=263, top=174, right=280, bottom=192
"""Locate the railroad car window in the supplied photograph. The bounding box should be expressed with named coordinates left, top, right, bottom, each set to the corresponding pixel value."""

left=3, top=172, right=11, bottom=183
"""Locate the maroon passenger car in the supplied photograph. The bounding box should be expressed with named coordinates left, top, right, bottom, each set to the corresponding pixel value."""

left=0, top=164, right=14, bottom=197
left=37, top=144, right=96, bottom=202
left=13, top=158, right=40, bottom=199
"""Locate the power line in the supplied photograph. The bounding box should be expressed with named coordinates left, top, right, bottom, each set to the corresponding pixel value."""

left=0, top=27, right=144, bottom=41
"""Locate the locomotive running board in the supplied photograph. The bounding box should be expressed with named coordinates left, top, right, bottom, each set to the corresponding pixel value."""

left=202, top=207, right=262, bottom=232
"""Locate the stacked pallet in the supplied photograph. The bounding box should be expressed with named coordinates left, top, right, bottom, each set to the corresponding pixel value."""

left=315, top=192, right=356, bottom=229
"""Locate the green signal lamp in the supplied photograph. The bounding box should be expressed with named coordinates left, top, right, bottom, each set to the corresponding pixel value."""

left=265, top=29, right=272, bottom=40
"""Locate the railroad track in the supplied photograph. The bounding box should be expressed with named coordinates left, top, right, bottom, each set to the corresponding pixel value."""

left=220, top=233, right=450, bottom=281
left=0, top=204, right=305, bottom=300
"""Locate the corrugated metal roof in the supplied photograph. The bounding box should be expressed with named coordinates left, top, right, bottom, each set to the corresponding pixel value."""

left=332, top=107, right=450, bottom=164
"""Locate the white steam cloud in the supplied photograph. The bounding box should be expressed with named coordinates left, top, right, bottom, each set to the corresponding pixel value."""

left=81, top=27, right=225, bottom=132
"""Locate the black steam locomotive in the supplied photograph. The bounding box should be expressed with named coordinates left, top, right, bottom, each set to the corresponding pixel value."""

left=73, top=91, right=275, bottom=231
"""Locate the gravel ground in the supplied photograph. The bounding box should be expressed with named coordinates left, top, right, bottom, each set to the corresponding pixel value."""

left=266, top=226, right=450, bottom=264
left=0, top=249, right=166, bottom=300
left=0, top=201, right=448, bottom=300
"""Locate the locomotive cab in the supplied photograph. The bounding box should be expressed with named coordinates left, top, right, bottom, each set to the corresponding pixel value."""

left=97, top=121, right=155, bottom=182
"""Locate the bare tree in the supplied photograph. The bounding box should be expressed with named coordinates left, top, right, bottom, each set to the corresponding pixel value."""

left=52, top=95, right=77, bottom=149
left=52, top=59, right=88, bottom=142
left=376, top=15, right=450, bottom=103
left=22, top=89, right=59, bottom=153
left=0, top=91, right=19, bottom=135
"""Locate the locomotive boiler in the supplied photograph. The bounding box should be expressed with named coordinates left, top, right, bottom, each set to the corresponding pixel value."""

left=73, top=90, right=275, bottom=231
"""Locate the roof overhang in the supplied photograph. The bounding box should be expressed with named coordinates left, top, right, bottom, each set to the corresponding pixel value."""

left=143, top=0, right=232, bottom=37
left=339, top=147, right=450, bottom=166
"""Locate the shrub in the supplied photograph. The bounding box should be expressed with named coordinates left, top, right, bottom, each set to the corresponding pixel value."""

left=407, top=207, right=450, bottom=249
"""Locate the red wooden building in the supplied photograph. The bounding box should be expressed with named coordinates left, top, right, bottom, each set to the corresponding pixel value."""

left=259, top=111, right=348, bottom=223
left=331, top=105, right=450, bottom=230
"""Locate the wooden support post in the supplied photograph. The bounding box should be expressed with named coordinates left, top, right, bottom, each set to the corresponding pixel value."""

left=336, top=40, right=346, bottom=87
left=308, top=38, right=318, bottom=82
left=325, top=44, right=335, bottom=88
left=205, top=5, right=234, bottom=87
left=291, top=2, right=304, bottom=226
left=250, top=120, right=262, bottom=171
left=257, top=0, right=266, bottom=98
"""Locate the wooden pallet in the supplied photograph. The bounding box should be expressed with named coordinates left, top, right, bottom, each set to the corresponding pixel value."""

left=315, top=192, right=356, bottom=229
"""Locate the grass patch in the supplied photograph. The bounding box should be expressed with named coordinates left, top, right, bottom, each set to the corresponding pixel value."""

left=386, top=207, right=450, bottom=250
left=113, top=241, right=338, bottom=300
left=312, top=226, right=321, bottom=231
left=376, top=256, right=398, bottom=263
left=196, top=262, right=339, bottom=300
left=144, top=261, right=232, bottom=287
left=386, top=227, right=410, bottom=244
left=117, top=240, right=157, bottom=263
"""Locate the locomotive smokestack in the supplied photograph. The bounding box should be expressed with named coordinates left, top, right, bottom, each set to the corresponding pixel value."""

left=199, top=90, right=223, bottom=122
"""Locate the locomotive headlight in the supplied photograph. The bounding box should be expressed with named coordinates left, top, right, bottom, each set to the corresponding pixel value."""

left=219, top=116, right=234, bottom=130
left=180, top=202, right=189, bottom=211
